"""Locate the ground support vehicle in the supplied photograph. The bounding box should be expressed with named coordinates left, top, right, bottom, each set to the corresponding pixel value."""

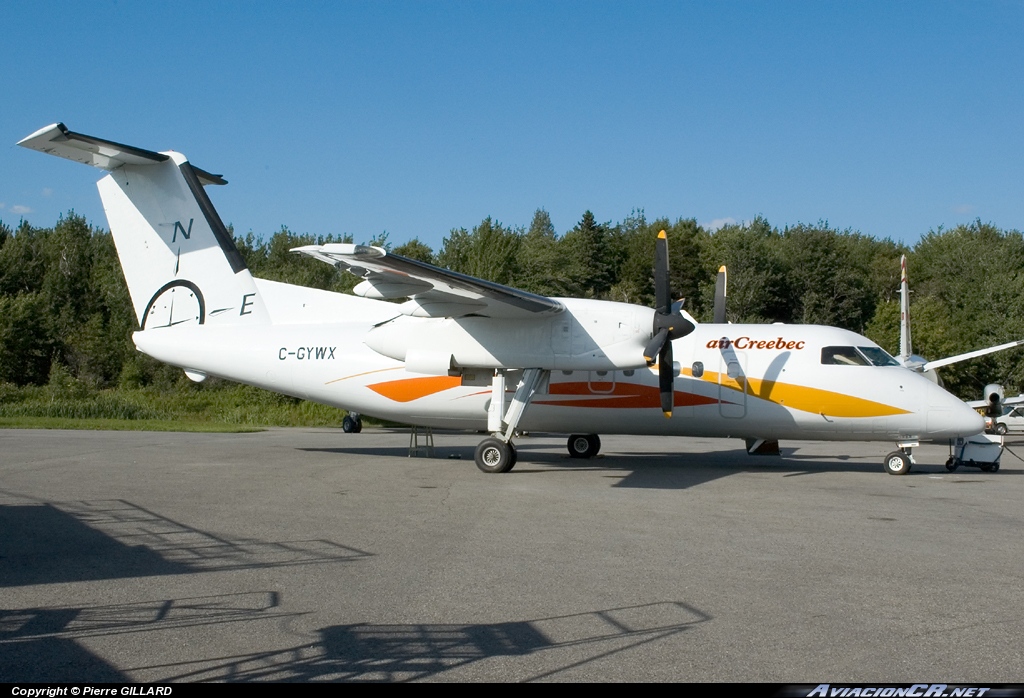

left=946, top=433, right=1003, bottom=472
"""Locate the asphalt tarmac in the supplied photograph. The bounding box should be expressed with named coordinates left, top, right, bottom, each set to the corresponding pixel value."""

left=1, top=427, right=1022, bottom=683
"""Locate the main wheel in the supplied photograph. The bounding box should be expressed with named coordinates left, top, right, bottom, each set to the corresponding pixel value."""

left=475, top=437, right=516, bottom=473
left=343, top=415, right=359, bottom=433
left=884, top=451, right=911, bottom=475
left=996, top=423, right=1008, bottom=435
left=567, top=434, right=601, bottom=459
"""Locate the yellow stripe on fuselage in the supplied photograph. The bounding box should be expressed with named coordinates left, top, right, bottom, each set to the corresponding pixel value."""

left=687, top=368, right=910, bottom=418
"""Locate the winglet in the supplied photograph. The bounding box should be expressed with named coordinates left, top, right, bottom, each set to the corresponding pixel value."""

left=658, top=229, right=667, bottom=239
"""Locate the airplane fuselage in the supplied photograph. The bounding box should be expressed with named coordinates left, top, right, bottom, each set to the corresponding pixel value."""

left=134, top=279, right=983, bottom=443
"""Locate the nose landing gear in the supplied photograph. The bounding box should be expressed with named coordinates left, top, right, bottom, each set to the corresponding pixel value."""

left=884, top=440, right=917, bottom=475
left=884, top=450, right=912, bottom=475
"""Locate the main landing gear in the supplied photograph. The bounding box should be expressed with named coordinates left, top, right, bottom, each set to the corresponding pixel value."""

left=475, top=437, right=518, bottom=473
left=567, top=434, right=601, bottom=459
left=473, top=369, right=545, bottom=474
left=471, top=370, right=606, bottom=473
left=343, top=412, right=363, bottom=433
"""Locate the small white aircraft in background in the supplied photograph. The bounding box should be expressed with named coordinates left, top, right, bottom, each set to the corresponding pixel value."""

left=896, top=254, right=1024, bottom=382
left=896, top=254, right=1024, bottom=441
left=18, top=123, right=985, bottom=476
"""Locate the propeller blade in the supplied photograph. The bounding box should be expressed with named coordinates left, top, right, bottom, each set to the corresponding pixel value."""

left=654, top=230, right=671, bottom=311
left=659, top=341, right=674, bottom=417
left=713, top=265, right=727, bottom=324
left=647, top=228, right=693, bottom=412
left=644, top=327, right=669, bottom=366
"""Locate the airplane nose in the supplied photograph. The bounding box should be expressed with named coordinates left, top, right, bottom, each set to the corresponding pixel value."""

left=925, top=387, right=985, bottom=438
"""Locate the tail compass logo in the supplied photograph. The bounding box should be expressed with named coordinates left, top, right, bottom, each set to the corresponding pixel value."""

left=142, top=280, right=206, bottom=330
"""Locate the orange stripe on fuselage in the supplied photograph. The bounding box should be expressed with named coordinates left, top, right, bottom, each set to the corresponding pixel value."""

left=536, top=381, right=723, bottom=409
left=368, top=375, right=462, bottom=402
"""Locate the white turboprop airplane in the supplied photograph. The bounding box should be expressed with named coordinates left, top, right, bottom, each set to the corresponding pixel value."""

left=18, top=123, right=986, bottom=476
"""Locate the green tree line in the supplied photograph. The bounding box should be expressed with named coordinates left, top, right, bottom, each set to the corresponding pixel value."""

left=2, top=210, right=1024, bottom=410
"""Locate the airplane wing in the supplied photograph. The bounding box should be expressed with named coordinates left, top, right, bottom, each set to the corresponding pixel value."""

left=922, top=339, right=1024, bottom=372
left=292, top=243, right=565, bottom=319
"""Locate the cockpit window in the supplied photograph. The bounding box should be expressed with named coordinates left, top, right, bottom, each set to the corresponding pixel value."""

left=858, top=346, right=901, bottom=367
left=821, top=346, right=870, bottom=366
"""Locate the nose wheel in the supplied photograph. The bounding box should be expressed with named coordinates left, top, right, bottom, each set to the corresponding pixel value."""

left=884, top=441, right=918, bottom=475
left=884, top=451, right=912, bottom=475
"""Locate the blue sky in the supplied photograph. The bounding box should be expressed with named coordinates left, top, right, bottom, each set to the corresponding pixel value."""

left=3, top=1, right=1023, bottom=250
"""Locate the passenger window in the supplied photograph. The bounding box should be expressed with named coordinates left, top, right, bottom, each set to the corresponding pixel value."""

left=821, top=346, right=870, bottom=366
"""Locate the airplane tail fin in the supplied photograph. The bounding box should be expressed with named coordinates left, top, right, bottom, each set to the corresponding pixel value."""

left=18, top=123, right=269, bottom=329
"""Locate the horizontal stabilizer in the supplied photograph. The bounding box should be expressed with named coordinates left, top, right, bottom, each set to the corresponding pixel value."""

left=18, top=123, right=226, bottom=186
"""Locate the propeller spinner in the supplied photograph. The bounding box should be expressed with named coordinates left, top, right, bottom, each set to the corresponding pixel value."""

left=643, top=230, right=696, bottom=417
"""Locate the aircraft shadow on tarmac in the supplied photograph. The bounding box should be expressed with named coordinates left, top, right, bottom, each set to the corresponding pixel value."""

left=156, top=600, right=712, bottom=682
left=0, top=594, right=710, bottom=682
left=0, top=591, right=297, bottom=683
left=0, top=498, right=372, bottom=588
left=300, top=442, right=908, bottom=489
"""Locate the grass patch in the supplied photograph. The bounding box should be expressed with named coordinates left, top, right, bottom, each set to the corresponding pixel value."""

left=0, top=375, right=357, bottom=431
left=0, top=417, right=265, bottom=432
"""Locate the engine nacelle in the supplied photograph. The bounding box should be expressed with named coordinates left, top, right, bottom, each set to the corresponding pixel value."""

left=983, top=383, right=1005, bottom=418
left=365, top=298, right=656, bottom=372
